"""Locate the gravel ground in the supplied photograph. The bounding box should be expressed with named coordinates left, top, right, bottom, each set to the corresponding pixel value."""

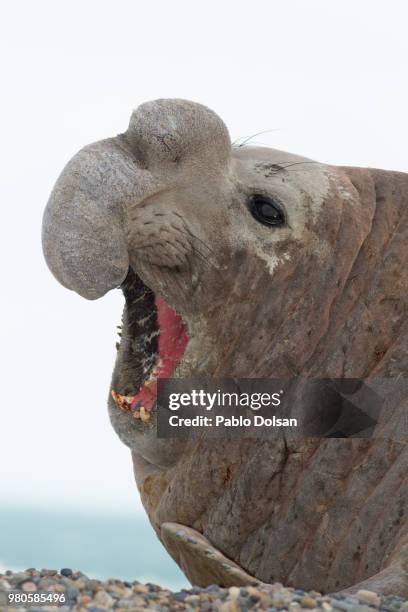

left=1, top=569, right=407, bottom=611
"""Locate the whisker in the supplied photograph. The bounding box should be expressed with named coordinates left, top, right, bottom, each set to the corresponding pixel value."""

left=232, top=129, right=279, bottom=148
left=170, top=238, right=213, bottom=274
left=178, top=224, right=219, bottom=260
left=271, top=160, right=319, bottom=173
left=176, top=229, right=220, bottom=271
left=186, top=241, right=216, bottom=271
left=133, top=238, right=213, bottom=276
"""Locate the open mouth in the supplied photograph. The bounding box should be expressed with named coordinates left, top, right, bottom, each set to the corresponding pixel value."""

left=111, top=269, right=189, bottom=422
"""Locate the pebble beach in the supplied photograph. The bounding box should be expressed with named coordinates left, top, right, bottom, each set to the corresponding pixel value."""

left=1, top=569, right=407, bottom=611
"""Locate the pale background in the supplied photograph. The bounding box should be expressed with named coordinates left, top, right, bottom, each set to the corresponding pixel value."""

left=1, top=0, right=407, bottom=517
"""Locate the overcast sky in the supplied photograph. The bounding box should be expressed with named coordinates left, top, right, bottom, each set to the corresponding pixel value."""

left=1, top=0, right=407, bottom=514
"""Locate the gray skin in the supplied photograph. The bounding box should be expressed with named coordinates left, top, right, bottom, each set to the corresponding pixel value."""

left=42, top=99, right=408, bottom=596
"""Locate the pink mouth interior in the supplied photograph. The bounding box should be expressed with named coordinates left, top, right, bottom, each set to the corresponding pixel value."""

left=130, top=295, right=189, bottom=411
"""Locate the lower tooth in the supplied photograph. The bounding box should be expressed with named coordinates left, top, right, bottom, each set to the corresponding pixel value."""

left=140, top=406, right=151, bottom=422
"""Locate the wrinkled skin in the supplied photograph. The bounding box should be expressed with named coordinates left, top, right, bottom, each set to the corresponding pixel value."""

left=42, top=99, right=408, bottom=595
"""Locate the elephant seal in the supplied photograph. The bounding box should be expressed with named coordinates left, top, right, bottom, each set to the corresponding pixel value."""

left=42, top=99, right=408, bottom=596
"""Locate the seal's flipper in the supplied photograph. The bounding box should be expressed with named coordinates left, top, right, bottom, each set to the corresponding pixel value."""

left=161, top=522, right=260, bottom=588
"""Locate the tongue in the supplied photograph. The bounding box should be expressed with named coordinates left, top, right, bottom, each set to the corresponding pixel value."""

left=155, top=295, right=189, bottom=377
left=130, top=295, right=188, bottom=411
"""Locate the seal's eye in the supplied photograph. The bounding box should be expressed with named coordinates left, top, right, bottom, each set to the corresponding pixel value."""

left=249, top=195, right=285, bottom=227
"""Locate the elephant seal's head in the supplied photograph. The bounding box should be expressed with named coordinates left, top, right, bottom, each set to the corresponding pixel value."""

left=43, top=99, right=408, bottom=595
left=42, top=99, right=363, bottom=411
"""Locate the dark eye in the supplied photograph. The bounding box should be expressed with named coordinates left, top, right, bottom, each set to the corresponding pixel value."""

left=249, top=194, right=285, bottom=227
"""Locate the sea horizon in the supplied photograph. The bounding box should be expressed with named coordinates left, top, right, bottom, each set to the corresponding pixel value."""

left=0, top=505, right=188, bottom=591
